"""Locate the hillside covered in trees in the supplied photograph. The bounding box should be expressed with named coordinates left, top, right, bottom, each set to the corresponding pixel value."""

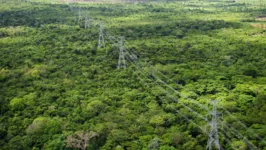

left=0, top=0, right=266, bottom=149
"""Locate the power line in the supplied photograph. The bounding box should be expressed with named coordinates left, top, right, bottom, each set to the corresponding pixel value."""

left=54, top=2, right=265, bottom=149
left=125, top=55, right=208, bottom=135
left=125, top=49, right=259, bottom=149
left=223, top=123, right=259, bottom=150
left=124, top=51, right=208, bottom=121
left=218, top=105, right=266, bottom=146
left=124, top=48, right=263, bottom=150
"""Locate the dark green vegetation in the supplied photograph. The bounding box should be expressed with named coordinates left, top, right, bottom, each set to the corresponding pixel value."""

left=1, top=0, right=266, bottom=149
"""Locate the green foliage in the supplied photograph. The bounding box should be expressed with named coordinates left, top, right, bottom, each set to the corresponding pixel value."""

left=9, top=93, right=36, bottom=111
left=26, top=117, right=61, bottom=135
left=8, top=135, right=31, bottom=150
left=231, top=140, right=247, bottom=150
left=87, top=100, right=107, bottom=117
left=1, top=0, right=266, bottom=149
left=42, top=135, right=64, bottom=150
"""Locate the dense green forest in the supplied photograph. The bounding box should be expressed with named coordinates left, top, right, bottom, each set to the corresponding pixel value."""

left=0, top=0, right=266, bottom=149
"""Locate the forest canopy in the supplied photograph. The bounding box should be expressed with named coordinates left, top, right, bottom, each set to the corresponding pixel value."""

left=0, top=0, right=266, bottom=149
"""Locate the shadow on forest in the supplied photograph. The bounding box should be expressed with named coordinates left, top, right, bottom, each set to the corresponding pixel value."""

left=0, top=3, right=71, bottom=27
left=111, top=19, right=242, bottom=39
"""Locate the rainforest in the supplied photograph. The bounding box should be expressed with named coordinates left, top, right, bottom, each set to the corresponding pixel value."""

left=0, top=0, right=266, bottom=149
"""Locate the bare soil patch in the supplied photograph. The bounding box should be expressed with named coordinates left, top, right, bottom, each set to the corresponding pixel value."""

left=251, top=23, right=266, bottom=29
left=61, top=0, right=150, bottom=3
left=256, top=16, right=266, bottom=21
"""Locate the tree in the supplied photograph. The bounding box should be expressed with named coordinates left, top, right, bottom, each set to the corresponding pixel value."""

left=148, top=138, right=161, bottom=150
left=26, top=117, right=61, bottom=135
left=65, top=131, right=98, bottom=150
left=42, top=135, right=64, bottom=150
left=86, top=100, right=107, bottom=117
left=231, top=141, right=247, bottom=150
left=9, top=93, right=36, bottom=111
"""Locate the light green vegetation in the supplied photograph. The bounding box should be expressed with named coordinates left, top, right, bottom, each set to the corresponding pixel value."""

left=0, top=0, right=266, bottom=149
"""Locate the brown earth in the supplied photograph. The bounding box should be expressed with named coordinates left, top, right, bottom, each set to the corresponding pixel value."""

left=256, top=17, right=266, bottom=21
left=62, top=0, right=150, bottom=3
left=251, top=24, right=266, bottom=29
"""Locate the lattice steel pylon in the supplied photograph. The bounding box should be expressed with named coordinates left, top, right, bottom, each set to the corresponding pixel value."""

left=84, top=15, right=92, bottom=29
left=85, top=15, right=89, bottom=29
left=97, top=21, right=105, bottom=48
left=117, top=36, right=126, bottom=69
left=206, top=100, right=221, bottom=150
left=67, top=0, right=74, bottom=11
left=78, top=8, right=82, bottom=23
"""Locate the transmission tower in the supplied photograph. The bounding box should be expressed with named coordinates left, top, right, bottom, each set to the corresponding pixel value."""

left=67, top=0, right=74, bottom=11
left=117, top=36, right=126, bottom=69
left=206, top=100, right=221, bottom=150
left=98, top=21, right=105, bottom=48
left=84, top=15, right=90, bottom=29
left=78, top=8, right=82, bottom=23
left=85, top=15, right=94, bottom=29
